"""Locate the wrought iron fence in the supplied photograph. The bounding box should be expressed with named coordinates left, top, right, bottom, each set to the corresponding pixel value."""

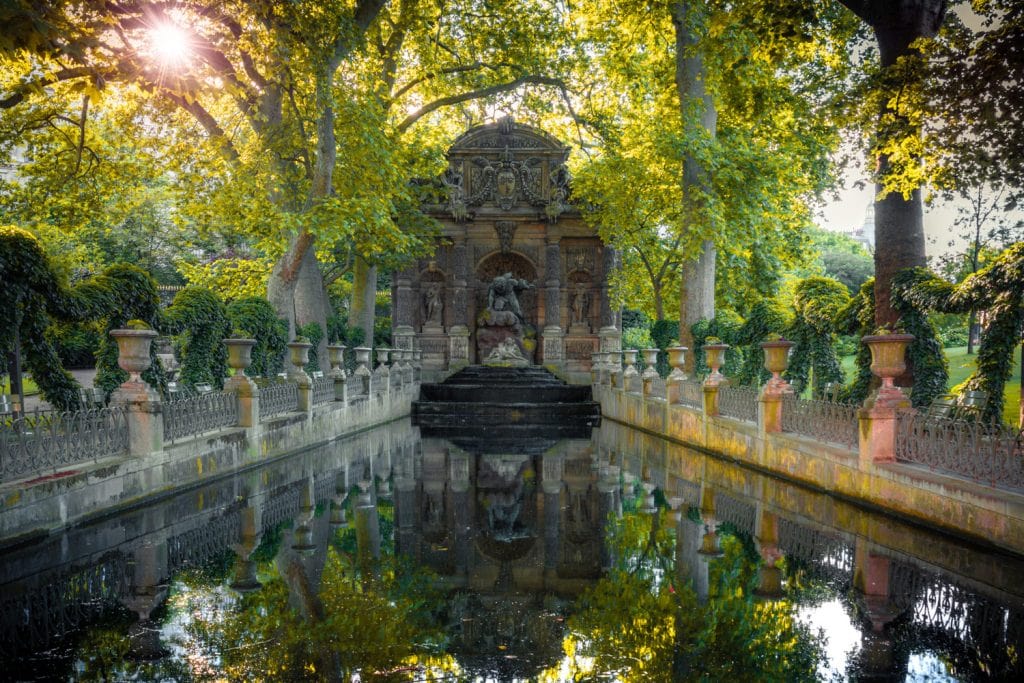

left=895, top=411, right=1024, bottom=490
left=312, top=376, right=335, bottom=405
left=260, top=380, right=300, bottom=419
left=678, top=380, right=703, bottom=410
left=888, top=558, right=1024, bottom=656
left=167, top=509, right=242, bottom=573
left=646, top=378, right=667, bottom=400
left=777, top=518, right=855, bottom=589
left=163, top=391, right=238, bottom=442
left=717, top=385, right=758, bottom=422
left=714, top=491, right=757, bottom=535
left=0, top=406, right=129, bottom=483
left=0, top=553, right=131, bottom=658
left=781, top=396, right=860, bottom=450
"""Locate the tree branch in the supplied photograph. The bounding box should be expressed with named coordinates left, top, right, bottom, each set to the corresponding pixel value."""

left=162, top=91, right=240, bottom=162
left=397, top=74, right=568, bottom=132
left=0, top=67, right=98, bottom=109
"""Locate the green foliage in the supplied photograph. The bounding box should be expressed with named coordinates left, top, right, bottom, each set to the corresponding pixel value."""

left=891, top=269, right=949, bottom=409
left=1, top=227, right=167, bottom=406
left=163, top=287, right=230, bottom=389
left=691, top=309, right=745, bottom=378
left=735, top=301, right=789, bottom=386
left=226, top=298, right=288, bottom=378
left=820, top=250, right=874, bottom=294
left=559, top=511, right=825, bottom=681
left=46, top=321, right=101, bottom=369
left=947, top=243, right=1024, bottom=421
left=622, top=326, right=654, bottom=352
left=784, top=277, right=848, bottom=397
left=296, top=322, right=324, bottom=374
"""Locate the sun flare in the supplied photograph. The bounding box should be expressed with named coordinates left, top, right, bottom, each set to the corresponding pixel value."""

left=150, top=23, right=190, bottom=66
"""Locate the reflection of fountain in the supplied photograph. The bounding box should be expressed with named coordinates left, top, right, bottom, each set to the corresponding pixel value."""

left=477, top=455, right=534, bottom=545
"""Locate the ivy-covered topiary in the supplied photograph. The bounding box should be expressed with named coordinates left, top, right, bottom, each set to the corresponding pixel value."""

left=945, top=243, right=1023, bottom=422
left=227, top=297, right=288, bottom=377
left=650, top=319, right=679, bottom=377
left=1, top=228, right=164, bottom=407
left=735, top=301, right=789, bottom=386
left=891, top=269, right=949, bottom=409
left=163, top=287, right=230, bottom=389
left=784, top=277, right=848, bottom=398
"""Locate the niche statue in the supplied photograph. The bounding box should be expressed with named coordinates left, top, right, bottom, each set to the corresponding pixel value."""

left=477, top=272, right=536, bottom=364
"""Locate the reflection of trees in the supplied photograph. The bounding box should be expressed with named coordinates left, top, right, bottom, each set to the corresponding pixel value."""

left=177, top=505, right=457, bottom=681
left=546, top=510, right=827, bottom=682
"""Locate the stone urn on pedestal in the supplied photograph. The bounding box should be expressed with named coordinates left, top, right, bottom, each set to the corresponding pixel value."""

left=286, top=340, right=312, bottom=385
left=110, top=327, right=159, bottom=393
left=702, top=341, right=729, bottom=386
left=760, top=339, right=794, bottom=395
left=224, top=338, right=256, bottom=375
left=862, top=333, right=914, bottom=408
left=666, top=346, right=688, bottom=381
left=327, top=344, right=347, bottom=378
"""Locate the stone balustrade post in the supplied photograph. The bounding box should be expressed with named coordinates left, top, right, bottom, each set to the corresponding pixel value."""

left=623, top=349, right=640, bottom=393
left=327, top=344, right=347, bottom=404
left=608, top=350, right=623, bottom=389
left=354, top=346, right=372, bottom=396
left=665, top=346, right=688, bottom=404
left=224, top=339, right=259, bottom=427
left=702, top=382, right=720, bottom=417
left=753, top=508, right=784, bottom=599
left=109, top=329, right=164, bottom=457
left=759, top=340, right=794, bottom=434
left=641, top=348, right=659, bottom=397
left=412, top=348, right=423, bottom=384
left=286, top=342, right=313, bottom=413
left=858, top=334, right=914, bottom=467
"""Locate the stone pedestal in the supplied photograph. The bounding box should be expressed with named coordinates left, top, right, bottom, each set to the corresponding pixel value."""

left=599, top=326, right=621, bottom=353
left=111, top=382, right=164, bottom=457
left=448, top=325, right=471, bottom=369
left=225, top=374, right=259, bottom=428
left=566, top=334, right=599, bottom=374
left=542, top=325, right=564, bottom=367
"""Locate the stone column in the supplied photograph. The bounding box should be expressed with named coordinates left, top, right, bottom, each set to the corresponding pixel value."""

left=450, top=449, right=472, bottom=581
left=598, top=246, right=621, bottom=352
left=859, top=384, right=911, bottom=467
left=542, top=450, right=564, bottom=582
left=853, top=539, right=907, bottom=681
left=449, top=234, right=471, bottom=369
left=393, top=265, right=416, bottom=351
left=542, top=237, right=564, bottom=366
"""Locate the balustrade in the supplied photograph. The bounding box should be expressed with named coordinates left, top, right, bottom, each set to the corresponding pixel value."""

left=781, top=396, right=860, bottom=449
left=717, top=385, right=759, bottom=422
left=0, top=406, right=129, bottom=483
left=163, top=391, right=238, bottom=442
left=259, top=380, right=300, bottom=420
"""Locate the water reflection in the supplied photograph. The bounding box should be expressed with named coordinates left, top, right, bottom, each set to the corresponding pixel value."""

left=1, top=419, right=1022, bottom=680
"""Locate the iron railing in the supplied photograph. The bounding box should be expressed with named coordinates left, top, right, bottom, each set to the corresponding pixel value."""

left=259, top=380, right=300, bottom=419
left=163, top=391, right=238, bottom=442
left=895, top=411, right=1024, bottom=490
left=0, top=407, right=129, bottom=483
left=646, top=378, right=667, bottom=400
left=777, top=518, right=855, bottom=590
left=678, top=380, right=703, bottom=410
left=312, top=376, right=335, bottom=405
left=717, top=385, right=758, bottom=423
left=781, top=396, right=860, bottom=450
left=714, top=491, right=757, bottom=535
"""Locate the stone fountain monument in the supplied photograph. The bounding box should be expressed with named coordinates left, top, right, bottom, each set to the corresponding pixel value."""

left=390, top=117, right=621, bottom=384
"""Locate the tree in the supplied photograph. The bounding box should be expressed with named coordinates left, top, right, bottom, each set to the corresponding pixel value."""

left=833, top=0, right=948, bottom=332
left=1, top=1, right=577, bottom=359
left=820, top=250, right=875, bottom=294
left=571, top=1, right=855, bottom=372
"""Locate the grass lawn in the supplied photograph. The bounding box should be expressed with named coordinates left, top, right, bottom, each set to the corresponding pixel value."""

left=1, top=375, right=40, bottom=396
left=840, top=345, right=1022, bottom=426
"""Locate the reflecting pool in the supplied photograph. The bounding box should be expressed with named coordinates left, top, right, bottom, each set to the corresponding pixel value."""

left=1, top=419, right=1022, bottom=681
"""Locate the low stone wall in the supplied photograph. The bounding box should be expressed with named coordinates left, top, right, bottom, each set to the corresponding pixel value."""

left=596, top=384, right=1024, bottom=556
left=0, top=383, right=417, bottom=546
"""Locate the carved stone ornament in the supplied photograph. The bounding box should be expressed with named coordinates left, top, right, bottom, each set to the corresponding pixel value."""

left=495, top=221, right=517, bottom=254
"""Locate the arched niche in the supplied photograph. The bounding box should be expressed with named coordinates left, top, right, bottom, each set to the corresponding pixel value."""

left=474, top=251, right=538, bottom=325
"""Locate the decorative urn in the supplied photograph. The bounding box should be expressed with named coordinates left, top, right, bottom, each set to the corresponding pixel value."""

left=287, top=341, right=312, bottom=369
left=110, top=328, right=158, bottom=385
left=224, top=338, right=256, bottom=373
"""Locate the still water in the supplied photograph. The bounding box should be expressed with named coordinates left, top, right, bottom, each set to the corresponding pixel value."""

left=1, top=418, right=1022, bottom=681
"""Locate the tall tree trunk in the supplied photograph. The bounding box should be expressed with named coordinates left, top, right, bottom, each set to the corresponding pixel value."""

left=672, top=0, right=717, bottom=371
left=350, top=255, right=377, bottom=346
left=836, top=1, right=947, bottom=330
